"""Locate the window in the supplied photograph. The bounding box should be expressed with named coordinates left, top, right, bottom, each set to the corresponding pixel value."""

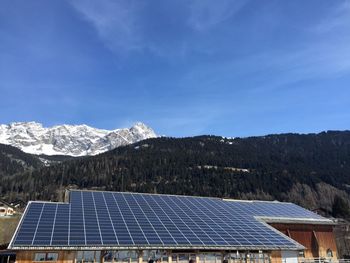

left=114, top=251, right=130, bottom=263
left=84, top=251, right=95, bottom=263
left=34, top=253, right=46, bottom=261
left=143, top=250, right=155, bottom=263
left=178, top=254, right=189, bottom=263
left=47, top=253, right=58, bottom=261
left=34, top=253, right=58, bottom=261
left=201, top=253, right=221, bottom=263
left=129, top=251, right=138, bottom=263
left=76, top=251, right=100, bottom=263
left=172, top=253, right=196, bottom=263
left=143, top=250, right=164, bottom=263
left=104, top=251, right=114, bottom=263
left=327, top=249, right=333, bottom=258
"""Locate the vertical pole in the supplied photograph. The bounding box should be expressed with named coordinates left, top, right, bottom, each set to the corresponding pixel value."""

left=138, top=250, right=143, bottom=263
left=168, top=251, right=172, bottom=263
left=196, top=250, right=200, bottom=263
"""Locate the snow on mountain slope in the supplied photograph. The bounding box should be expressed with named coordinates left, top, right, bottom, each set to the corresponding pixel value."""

left=0, top=122, right=157, bottom=156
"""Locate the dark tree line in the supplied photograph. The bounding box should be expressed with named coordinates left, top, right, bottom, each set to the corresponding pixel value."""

left=1, top=131, right=350, bottom=217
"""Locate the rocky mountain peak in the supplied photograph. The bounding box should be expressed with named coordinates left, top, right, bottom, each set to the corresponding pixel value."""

left=0, top=121, right=157, bottom=156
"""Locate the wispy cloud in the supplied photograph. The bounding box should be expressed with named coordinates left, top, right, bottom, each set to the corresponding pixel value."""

left=70, top=0, right=141, bottom=53
left=181, top=0, right=350, bottom=95
left=70, top=0, right=249, bottom=56
left=188, top=0, right=248, bottom=31
left=312, top=0, right=350, bottom=33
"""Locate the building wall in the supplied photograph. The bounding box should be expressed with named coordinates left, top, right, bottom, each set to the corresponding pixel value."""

left=270, top=251, right=282, bottom=263
left=0, top=206, right=14, bottom=217
left=15, top=250, right=275, bottom=263
left=270, top=223, right=338, bottom=259
left=16, top=251, right=75, bottom=263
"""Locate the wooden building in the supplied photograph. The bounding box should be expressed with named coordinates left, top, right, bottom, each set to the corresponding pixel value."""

left=0, top=201, right=15, bottom=217
left=8, top=190, right=338, bottom=263
left=270, top=223, right=337, bottom=259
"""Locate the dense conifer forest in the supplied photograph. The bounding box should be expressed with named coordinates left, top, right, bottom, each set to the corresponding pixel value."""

left=1, top=131, right=350, bottom=217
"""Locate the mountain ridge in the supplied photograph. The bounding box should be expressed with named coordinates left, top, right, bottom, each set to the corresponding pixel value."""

left=0, top=121, right=157, bottom=156
left=1, top=130, right=349, bottom=217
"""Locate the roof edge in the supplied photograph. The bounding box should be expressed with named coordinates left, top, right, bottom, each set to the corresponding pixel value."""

left=9, top=245, right=303, bottom=251
left=256, top=216, right=336, bottom=225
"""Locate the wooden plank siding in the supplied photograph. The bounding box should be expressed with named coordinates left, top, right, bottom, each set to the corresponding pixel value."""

left=15, top=251, right=75, bottom=263
left=270, top=251, right=282, bottom=263
left=270, top=223, right=338, bottom=259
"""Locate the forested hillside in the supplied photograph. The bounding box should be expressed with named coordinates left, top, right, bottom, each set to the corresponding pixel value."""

left=1, top=131, right=350, bottom=217
left=0, top=144, right=42, bottom=176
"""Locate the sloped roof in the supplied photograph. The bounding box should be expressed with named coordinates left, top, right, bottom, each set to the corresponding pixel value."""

left=9, top=190, right=331, bottom=250
left=0, top=200, right=15, bottom=209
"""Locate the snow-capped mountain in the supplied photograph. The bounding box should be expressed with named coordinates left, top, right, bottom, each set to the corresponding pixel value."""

left=0, top=122, right=157, bottom=156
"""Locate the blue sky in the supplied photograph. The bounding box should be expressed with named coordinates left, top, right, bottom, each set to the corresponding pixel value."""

left=1, top=0, right=350, bottom=137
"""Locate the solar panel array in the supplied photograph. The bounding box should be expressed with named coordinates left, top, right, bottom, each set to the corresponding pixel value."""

left=223, top=200, right=326, bottom=220
left=10, top=190, right=327, bottom=249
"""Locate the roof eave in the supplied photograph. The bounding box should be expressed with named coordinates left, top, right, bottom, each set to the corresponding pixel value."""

left=9, top=245, right=304, bottom=251
left=256, top=216, right=336, bottom=225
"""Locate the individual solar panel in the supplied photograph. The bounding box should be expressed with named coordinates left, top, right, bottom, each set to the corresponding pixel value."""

left=51, top=204, right=69, bottom=245
left=82, top=191, right=102, bottom=246
left=69, top=191, right=85, bottom=245
left=32, top=203, right=57, bottom=245
left=10, top=190, right=328, bottom=249
left=93, top=192, right=118, bottom=245
left=12, top=202, right=44, bottom=245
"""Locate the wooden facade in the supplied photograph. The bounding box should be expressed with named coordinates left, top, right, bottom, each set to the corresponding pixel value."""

left=269, top=223, right=338, bottom=260
left=0, top=201, right=15, bottom=217
left=15, top=251, right=75, bottom=263
left=14, top=250, right=277, bottom=263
